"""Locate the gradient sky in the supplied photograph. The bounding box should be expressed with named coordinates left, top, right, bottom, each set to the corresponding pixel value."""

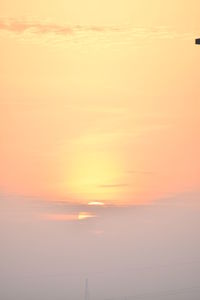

left=0, top=1, right=200, bottom=299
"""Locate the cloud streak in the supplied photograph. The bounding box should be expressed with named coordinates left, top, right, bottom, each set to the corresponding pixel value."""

left=98, top=183, right=129, bottom=189
left=0, top=19, right=120, bottom=35
left=0, top=18, right=195, bottom=42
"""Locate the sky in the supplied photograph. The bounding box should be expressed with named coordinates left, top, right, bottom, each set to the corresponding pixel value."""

left=0, top=0, right=200, bottom=299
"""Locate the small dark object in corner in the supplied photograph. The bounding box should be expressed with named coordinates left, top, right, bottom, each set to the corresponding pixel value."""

left=195, top=38, right=200, bottom=44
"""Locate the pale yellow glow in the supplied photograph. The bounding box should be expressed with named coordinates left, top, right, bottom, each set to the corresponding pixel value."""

left=59, top=150, right=122, bottom=204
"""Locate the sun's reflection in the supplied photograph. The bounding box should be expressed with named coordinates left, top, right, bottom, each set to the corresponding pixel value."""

left=88, top=201, right=105, bottom=206
left=78, top=212, right=96, bottom=220
left=41, top=212, right=96, bottom=221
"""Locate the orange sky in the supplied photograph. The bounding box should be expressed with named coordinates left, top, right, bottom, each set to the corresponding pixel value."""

left=0, top=0, right=200, bottom=205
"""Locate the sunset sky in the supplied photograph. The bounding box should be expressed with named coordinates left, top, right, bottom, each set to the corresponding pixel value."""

left=0, top=1, right=200, bottom=299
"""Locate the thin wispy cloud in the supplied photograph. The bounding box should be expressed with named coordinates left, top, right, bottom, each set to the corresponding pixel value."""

left=0, top=18, right=120, bottom=35
left=127, top=170, right=154, bottom=175
left=98, top=184, right=129, bottom=189
left=0, top=18, right=195, bottom=44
